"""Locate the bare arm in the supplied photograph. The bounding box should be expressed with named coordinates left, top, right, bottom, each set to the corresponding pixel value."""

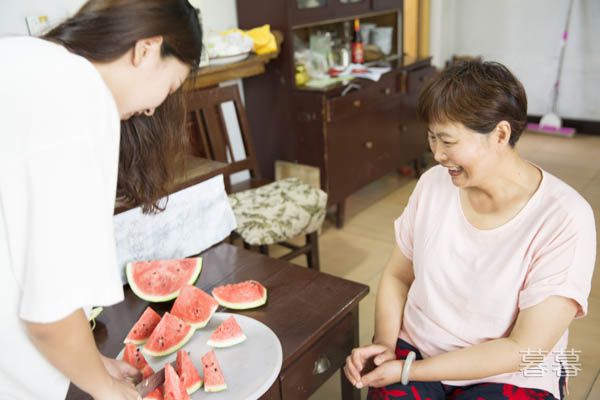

left=409, top=295, right=578, bottom=381
left=25, top=308, right=139, bottom=400
left=359, top=295, right=579, bottom=387
left=373, top=246, right=415, bottom=349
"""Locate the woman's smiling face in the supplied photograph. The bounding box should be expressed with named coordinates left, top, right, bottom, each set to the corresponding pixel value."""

left=427, top=121, right=500, bottom=188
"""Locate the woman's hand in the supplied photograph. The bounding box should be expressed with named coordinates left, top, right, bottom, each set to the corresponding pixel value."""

left=344, top=343, right=397, bottom=388
left=93, top=376, right=141, bottom=400
left=359, top=359, right=404, bottom=388
left=101, top=355, right=142, bottom=384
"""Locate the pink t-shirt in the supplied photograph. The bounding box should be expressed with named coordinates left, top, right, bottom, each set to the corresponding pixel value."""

left=395, top=164, right=596, bottom=398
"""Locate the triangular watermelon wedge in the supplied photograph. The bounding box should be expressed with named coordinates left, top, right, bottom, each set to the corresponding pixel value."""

left=126, top=258, right=202, bottom=302
left=212, top=280, right=267, bottom=310
left=124, top=306, right=161, bottom=345
left=143, top=386, right=164, bottom=400
left=171, top=285, right=218, bottom=329
left=143, top=313, right=195, bottom=357
left=164, top=363, right=190, bottom=400
left=207, top=316, right=247, bottom=348
left=202, top=350, right=227, bottom=392
left=123, top=343, right=154, bottom=378
left=176, top=350, right=203, bottom=394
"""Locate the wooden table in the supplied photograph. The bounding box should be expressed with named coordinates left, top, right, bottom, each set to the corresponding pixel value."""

left=66, top=243, right=369, bottom=399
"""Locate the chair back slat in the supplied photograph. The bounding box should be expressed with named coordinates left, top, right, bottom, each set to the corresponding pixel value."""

left=185, top=85, right=261, bottom=188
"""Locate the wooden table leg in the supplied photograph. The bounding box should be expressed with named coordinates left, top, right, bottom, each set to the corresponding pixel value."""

left=341, top=306, right=361, bottom=400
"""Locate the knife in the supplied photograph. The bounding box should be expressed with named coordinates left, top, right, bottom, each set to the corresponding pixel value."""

left=136, top=362, right=174, bottom=398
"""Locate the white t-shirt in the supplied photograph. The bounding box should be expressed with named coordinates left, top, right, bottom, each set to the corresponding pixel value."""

left=0, top=37, right=124, bottom=399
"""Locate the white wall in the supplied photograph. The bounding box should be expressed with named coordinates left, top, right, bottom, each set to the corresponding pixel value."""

left=0, top=0, right=238, bottom=36
left=429, top=0, right=600, bottom=121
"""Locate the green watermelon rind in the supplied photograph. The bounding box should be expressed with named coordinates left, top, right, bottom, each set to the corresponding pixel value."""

left=204, top=383, right=227, bottom=393
left=126, top=258, right=203, bottom=303
left=186, top=380, right=203, bottom=395
left=142, top=328, right=195, bottom=358
left=212, top=291, right=267, bottom=310
left=207, top=333, right=247, bottom=348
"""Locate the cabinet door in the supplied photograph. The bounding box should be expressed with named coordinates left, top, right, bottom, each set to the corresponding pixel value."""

left=372, top=0, right=403, bottom=11
left=335, top=0, right=370, bottom=17
left=290, top=0, right=334, bottom=26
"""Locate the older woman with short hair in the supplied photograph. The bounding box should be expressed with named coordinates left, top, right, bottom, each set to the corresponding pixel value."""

left=345, top=61, right=596, bottom=400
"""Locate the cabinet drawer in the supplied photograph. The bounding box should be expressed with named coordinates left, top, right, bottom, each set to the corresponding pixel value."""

left=280, top=314, right=353, bottom=399
left=326, top=77, right=396, bottom=122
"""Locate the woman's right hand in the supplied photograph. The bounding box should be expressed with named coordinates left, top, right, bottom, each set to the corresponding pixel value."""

left=344, top=343, right=396, bottom=388
left=93, top=376, right=141, bottom=400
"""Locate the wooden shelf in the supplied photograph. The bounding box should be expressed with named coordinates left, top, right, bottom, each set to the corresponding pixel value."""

left=184, top=30, right=283, bottom=90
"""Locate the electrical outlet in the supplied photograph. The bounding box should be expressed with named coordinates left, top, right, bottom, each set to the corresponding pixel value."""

left=25, top=15, right=49, bottom=36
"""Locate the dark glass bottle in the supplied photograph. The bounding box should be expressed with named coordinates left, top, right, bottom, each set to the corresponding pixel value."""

left=351, top=18, right=364, bottom=64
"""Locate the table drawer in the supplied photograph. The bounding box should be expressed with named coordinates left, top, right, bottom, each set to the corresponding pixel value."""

left=280, top=314, right=353, bottom=400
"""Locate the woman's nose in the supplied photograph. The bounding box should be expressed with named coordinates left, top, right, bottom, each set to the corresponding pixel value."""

left=433, top=145, right=446, bottom=163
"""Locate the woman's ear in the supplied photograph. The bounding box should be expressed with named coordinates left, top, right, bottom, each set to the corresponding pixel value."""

left=132, top=36, right=164, bottom=67
left=494, top=121, right=512, bottom=146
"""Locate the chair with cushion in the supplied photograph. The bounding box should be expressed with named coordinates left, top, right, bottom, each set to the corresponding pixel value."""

left=185, top=85, right=327, bottom=270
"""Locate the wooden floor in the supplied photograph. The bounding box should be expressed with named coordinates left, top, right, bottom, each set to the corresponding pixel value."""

left=272, top=131, right=600, bottom=400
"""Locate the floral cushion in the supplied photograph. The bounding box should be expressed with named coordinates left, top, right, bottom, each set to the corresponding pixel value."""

left=228, top=177, right=327, bottom=245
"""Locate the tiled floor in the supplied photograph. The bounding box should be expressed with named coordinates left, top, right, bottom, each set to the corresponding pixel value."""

left=282, top=131, right=600, bottom=399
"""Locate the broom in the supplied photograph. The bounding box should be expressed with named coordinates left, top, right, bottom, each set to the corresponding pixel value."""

left=527, top=0, right=576, bottom=137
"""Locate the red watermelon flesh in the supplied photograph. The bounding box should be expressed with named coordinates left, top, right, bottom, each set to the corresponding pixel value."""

left=143, top=313, right=194, bottom=357
left=202, top=350, right=227, bottom=392
left=176, top=350, right=203, bottom=394
left=123, top=343, right=154, bottom=378
left=171, top=285, right=218, bottom=329
left=212, top=280, right=267, bottom=310
left=144, top=386, right=164, bottom=400
left=124, top=306, right=162, bottom=345
left=207, top=316, right=247, bottom=348
left=164, top=363, right=190, bottom=400
left=126, top=258, right=202, bottom=302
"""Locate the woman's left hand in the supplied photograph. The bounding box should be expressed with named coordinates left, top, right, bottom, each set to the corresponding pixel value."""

left=358, top=359, right=404, bottom=388
left=101, top=355, right=142, bottom=384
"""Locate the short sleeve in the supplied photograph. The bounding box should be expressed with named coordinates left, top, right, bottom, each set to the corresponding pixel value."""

left=518, top=206, right=596, bottom=318
left=394, top=179, right=425, bottom=261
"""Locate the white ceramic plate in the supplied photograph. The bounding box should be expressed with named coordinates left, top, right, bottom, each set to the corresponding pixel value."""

left=118, top=312, right=282, bottom=400
left=208, top=52, right=251, bottom=66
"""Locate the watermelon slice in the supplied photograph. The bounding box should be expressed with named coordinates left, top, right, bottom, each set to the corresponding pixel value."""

left=126, top=258, right=202, bottom=302
left=212, top=280, right=267, bottom=310
left=143, top=313, right=195, bottom=357
left=207, top=316, right=247, bottom=348
left=144, top=387, right=164, bottom=400
left=123, top=343, right=154, bottom=378
left=171, top=285, right=218, bottom=329
left=202, top=350, right=227, bottom=392
left=164, top=363, right=190, bottom=400
left=176, top=350, right=203, bottom=394
left=124, top=307, right=162, bottom=345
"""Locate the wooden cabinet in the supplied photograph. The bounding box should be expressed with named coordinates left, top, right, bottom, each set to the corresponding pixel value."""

left=237, top=0, right=435, bottom=228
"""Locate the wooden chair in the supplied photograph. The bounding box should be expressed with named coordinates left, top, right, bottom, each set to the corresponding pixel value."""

left=185, top=85, right=327, bottom=270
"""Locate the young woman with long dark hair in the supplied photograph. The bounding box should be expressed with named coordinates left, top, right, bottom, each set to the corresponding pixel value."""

left=0, top=1, right=202, bottom=398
